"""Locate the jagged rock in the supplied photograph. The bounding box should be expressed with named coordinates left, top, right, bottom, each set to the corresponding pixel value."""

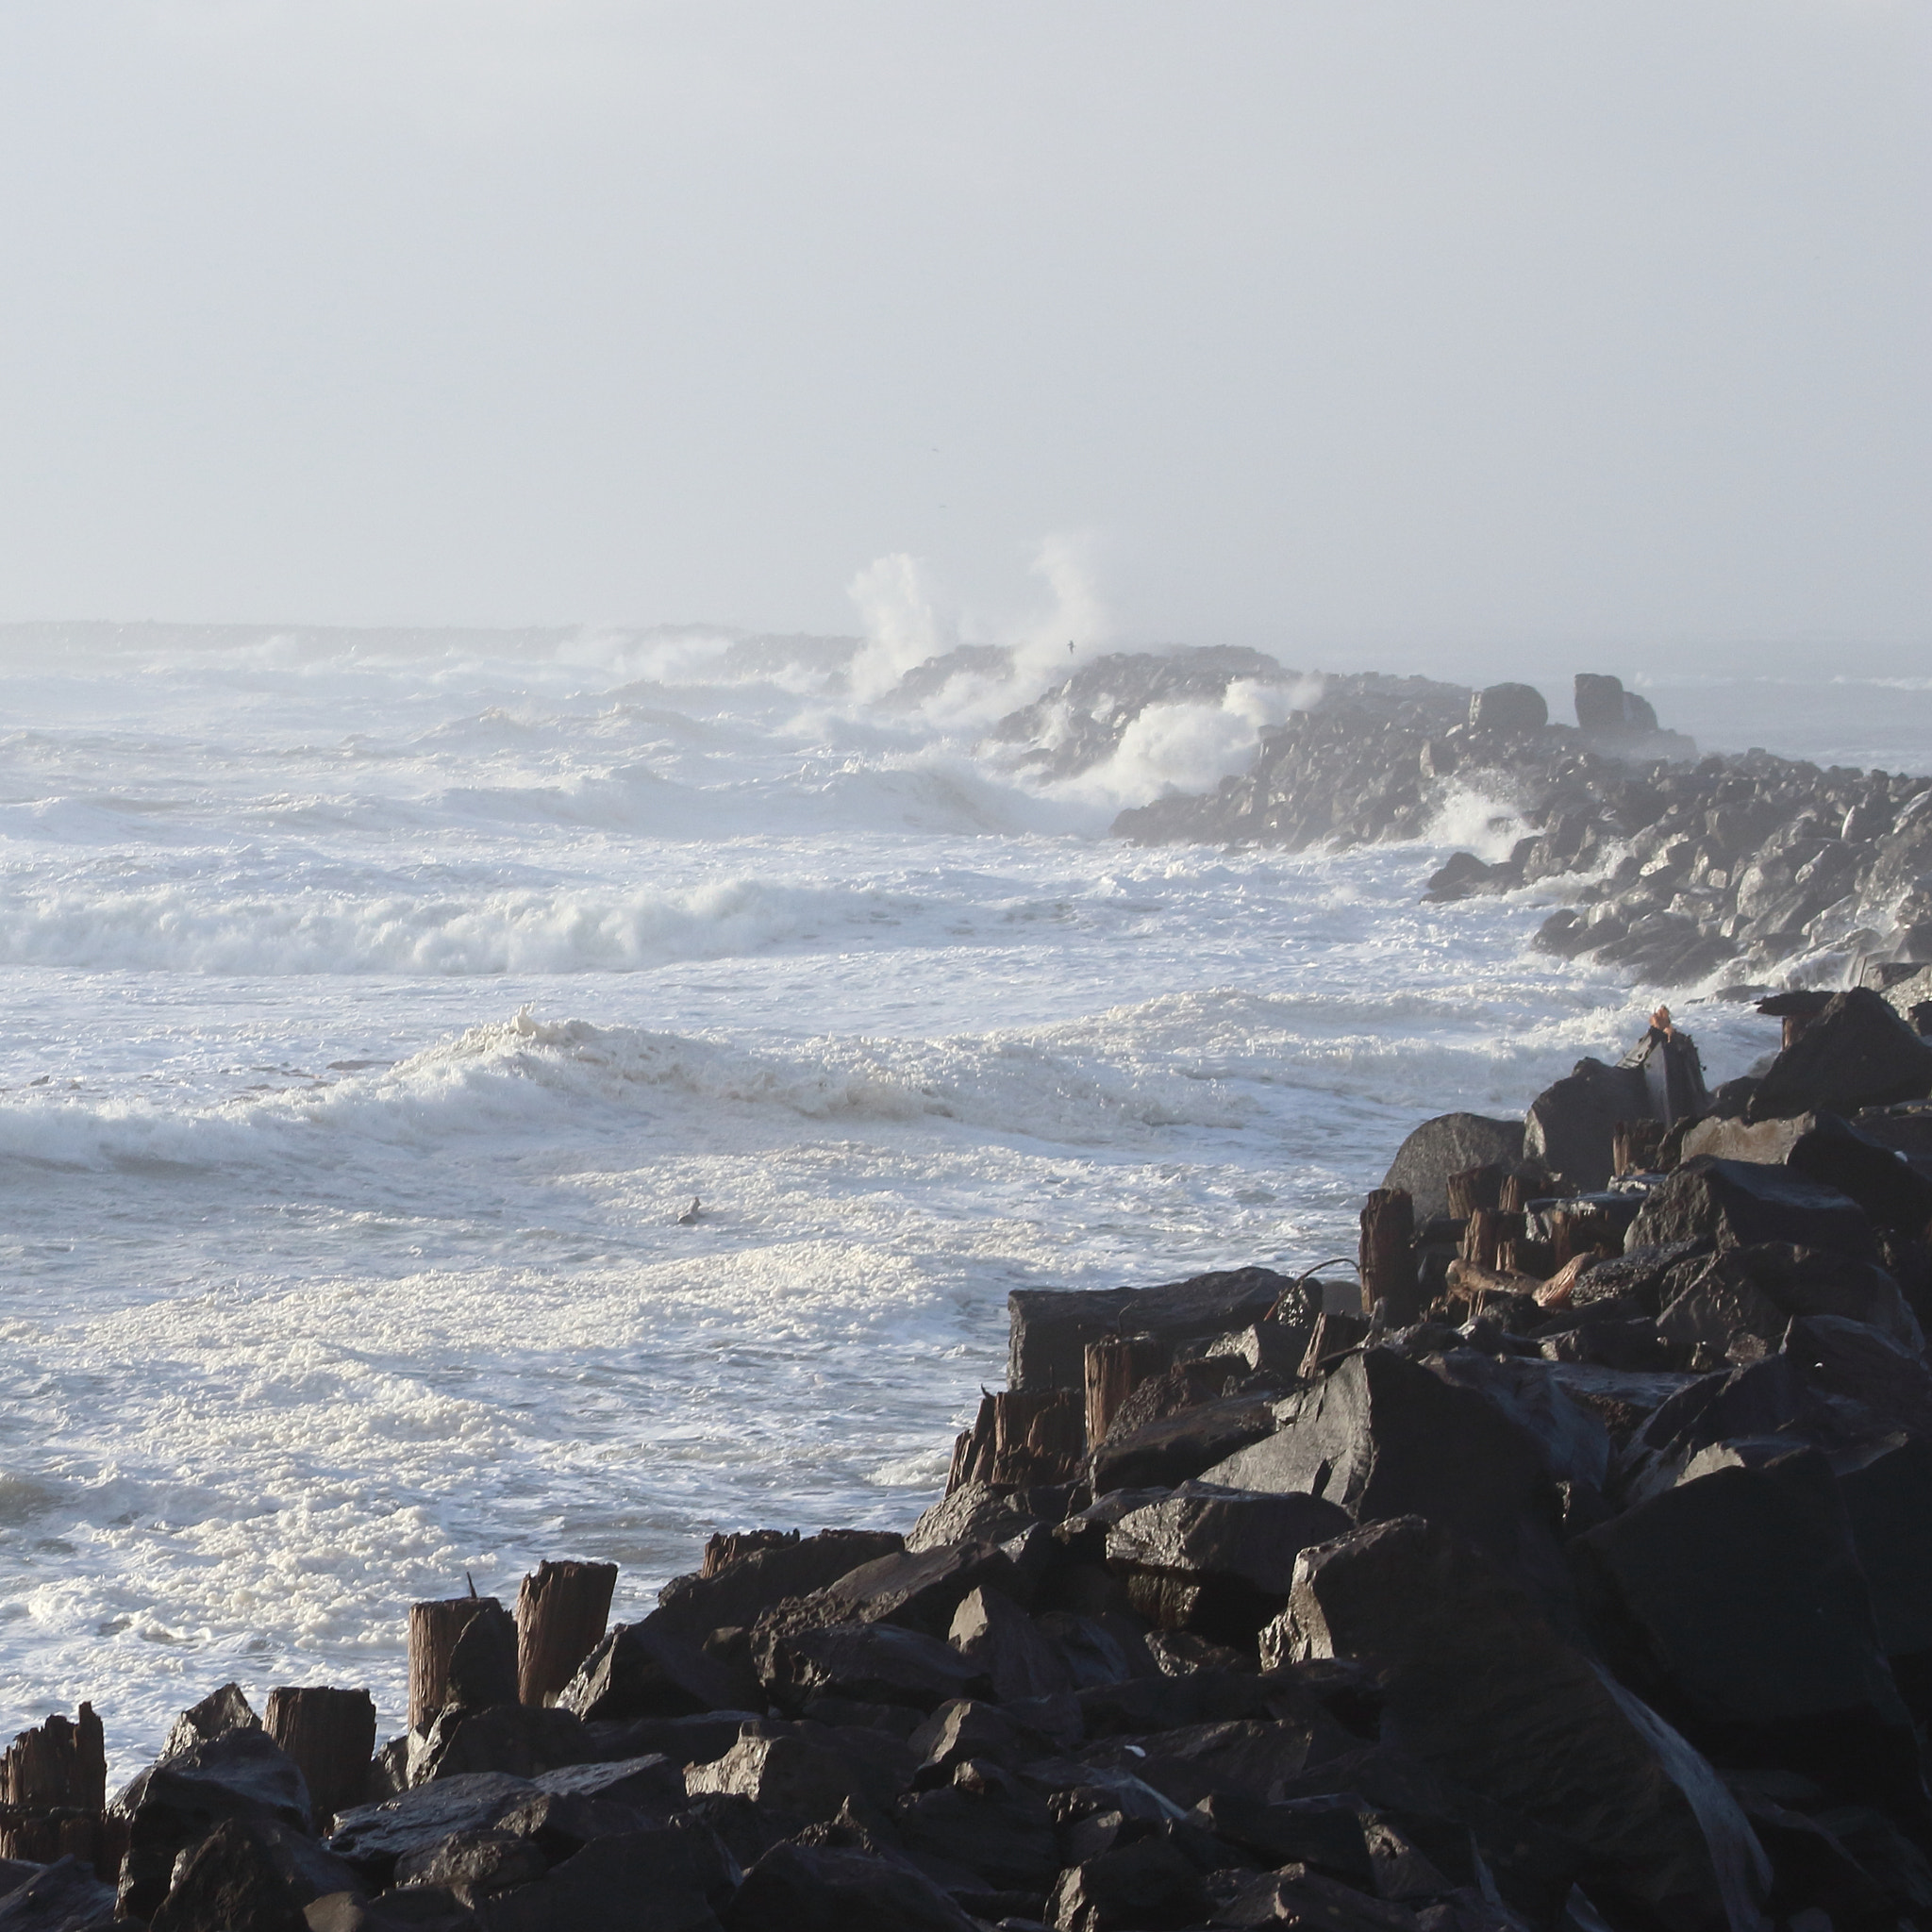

left=1104, top=1483, right=1353, bottom=1643
left=1007, top=1267, right=1298, bottom=1395
left=1788, top=1312, right=1932, bottom=1437
left=1098, top=1357, right=1253, bottom=1446
left=303, top=1888, right=477, bottom=1932
left=393, top=1829, right=548, bottom=1903
left=905, top=1484, right=1040, bottom=1555
left=947, top=1587, right=1072, bottom=1703
left=527, top=1755, right=683, bottom=1811
left=116, top=1726, right=314, bottom=1922
left=1204, top=1351, right=1568, bottom=1607
left=1191, top=1788, right=1373, bottom=1881
left=1216, top=1864, right=1422, bottom=1931
left=1838, top=1436, right=1932, bottom=1721
left=330, top=1773, right=538, bottom=1889
left=722, top=1840, right=979, bottom=1931
left=652, top=1531, right=904, bottom=1643
left=479, top=1825, right=734, bottom=1932
left=1043, top=1832, right=1208, bottom=1931
left=492, top=1789, right=656, bottom=1862
left=1089, top=1392, right=1277, bottom=1494
left=150, top=1817, right=309, bottom=1932
left=558, top=1619, right=746, bottom=1724
left=893, top=1759, right=1059, bottom=1895
left=752, top=1538, right=1030, bottom=1642
left=1664, top=1242, right=1918, bottom=1354
left=0, top=1857, right=117, bottom=1932
left=1624, top=1156, right=1878, bottom=1262
left=444, top=1601, right=519, bottom=1714
left=1575, top=1451, right=1921, bottom=1811
left=1381, top=1115, right=1526, bottom=1224
left=1749, top=989, right=1932, bottom=1122
left=754, top=1621, right=986, bottom=1716
left=413, top=1706, right=592, bottom=1785
left=1785, top=1111, right=1932, bottom=1238
left=908, top=1699, right=1078, bottom=1784
left=682, top=1732, right=868, bottom=1830
left=1524, top=1059, right=1652, bottom=1193
left=1077, top=1713, right=1356, bottom=1810
left=162, top=1683, right=261, bottom=1761
left=1274, top=1516, right=1770, bottom=1932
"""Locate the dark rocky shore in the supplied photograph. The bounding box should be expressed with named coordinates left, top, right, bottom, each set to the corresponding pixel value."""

left=8, top=671, right=1932, bottom=1931
left=998, top=652, right=1932, bottom=993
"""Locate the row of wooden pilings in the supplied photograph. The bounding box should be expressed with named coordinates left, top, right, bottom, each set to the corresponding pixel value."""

left=0, top=1557, right=622, bottom=1876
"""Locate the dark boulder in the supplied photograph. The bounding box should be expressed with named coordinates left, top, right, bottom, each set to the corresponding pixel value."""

left=1749, top=988, right=1932, bottom=1123
left=1076, top=1713, right=1356, bottom=1811
left=1524, top=1059, right=1651, bottom=1193
left=1838, top=1436, right=1932, bottom=1722
left=1468, top=683, right=1547, bottom=734
left=330, top=1773, right=538, bottom=1890
left=892, top=1759, right=1059, bottom=1895
left=904, top=1485, right=1039, bottom=1555
left=651, top=1531, right=904, bottom=1644
left=150, top=1818, right=309, bottom=1932
left=162, top=1682, right=261, bottom=1759
left=1275, top=1516, right=1770, bottom=1932
left=117, top=1725, right=313, bottom=1922
left=1786, top=1111, right=1932, bottom=1240
left=1624, top=1157, right=1877, bottom=1263
left=1007, top=1266, right=1295, bottom=1395
left=478, top=1825, right=733, bottom=1932
left=947, top=1587, right=1072, bottom=1704
left=559, top=1619, right=749, bottom=1724
left=1574, top=1450, right=1922, bottom=1810
left=752, top=1538, right=1030, bottom=1642
left=304, top=1890, right=478, bottom=1932
left=1089, top=1392, right=1276, bottom=1494
left=1042, top=1832, right=1208, bottom=1932
left=1213, top=1864, right=1422, bottom=1931
left=681, top=1731, right=870, bottom=1831
left=530, top=1755, right=684, bottom=1811
left=721, top=1840, right=979, bottom=1931
left=1191, top=1789, right=1373, bottom=1882
left=1105, top=1482, right=1354, bottom=1644
left=444, top=1601, right=519, bottom=1715
left=1205, top=1351, right=1568, bottom=1610
left=908, top=1699, right=1078, bottom=1785
left=754, top=1621, right=986, bottom=1716
left=392, top=1830, right=548, bottom=1906
left=1381, top=1114, right=1525, bottom=1224
left=414, top=1706, right=592, bottom=1784
left=0, top=1857, right=117, bottom=1932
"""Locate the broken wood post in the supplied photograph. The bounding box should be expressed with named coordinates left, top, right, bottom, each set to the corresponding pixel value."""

left=1613, top=1118, right=1666, bottom=1176
left=515, top=1560, right=619, bottom=1707
left=1, top=1705, right=104, bottom=1812
left=1445, top=1163, right=1506, bottom=1221
left=1083, top=1333, right=1167, bottom=1448
left=1461, top=1207, right=1505, bottom=1272
left=1357, top=1188, right=1420, bottom=1326
left=408, top=1595, right=506, bottom=1734
left=1299, top=1309, right=1370, bottom=1379
left=989, top=1389, right=1084, bottom=1486
left=946, top=1391, right=999, bottom=1493
left=263, top=1687, right=376, bottom=1829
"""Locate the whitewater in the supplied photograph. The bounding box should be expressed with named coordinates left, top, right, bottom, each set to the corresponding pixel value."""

left=0, top=623, right=1922, bottom=1779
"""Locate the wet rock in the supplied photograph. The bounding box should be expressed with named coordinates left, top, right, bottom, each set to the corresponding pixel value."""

left=947, top=1587, right=1073, bottom=1703
left=721, top=1840, right=978, bottom=1931
left=1574, top=1450, right=1920, bottom=1809
left=303, top=1889, right=477, bottom=1932
left=330, top=1774, right=538, bottom=1890
left=753, top=1537, right=1032, bottom=1644
left=1043, top=1832, right=1208, bottom=1931
left=528, top=1754, right=683, bottom=1810
left=652, top=1531, right=904, bottom=1644
left=1204, top=1351, right=1568, bottom=1608
left=893, top=1759, right=1059, bottom=1895
left=1787, top=1312, right=1932, bottom=1437
left=754, top=1621, right=987, bottom=1717
left=559, top=1620, right=750, bottom=1724
left=1624, top=1157, right=1878, bottom=1263
left=1104, top=1483, right=1354, bottom=1644
left=1191, top=1789, right=1373, bottom=1882
left=1785, top=1111, right=1932, bottom=1239
left=1008, top=1267, right=1299, bottom=1395
left=1837, top=1436, right=1932, bottom=1721
left=908, top=1698, right=1079, bottom=1785
left=392, top=1829, right=548, bottom=1903
left=413, top=1707, right=591, bottom=1786
left=0, top=1856, right=118, bottom=1932
left=1089, top=1392, right=1277, bottom=1494
left=682, top=1731, right=868, bottom=1831
left=444, top=1602, right=518, bottom=1715
left=1524, top=1059, right=1651, bottom=1193
left=117, top=1726, right=314, bottom=1922
left=904, top=1484, right=1039, bottom=1555
left=1749, top=989, right=1932, bottom=1122
left=162, top=1683, right=262, bottom=1760
left=1214, top=1865, right=1421, bottom=1931
left=481, top=1825, right=734, bottom=1932
left=1077, top=1713, right=1356, bottom=1810
left=1381, top=1115, right=1526, bottom=1224
left=150, top=1817, right=309, bottom=1932
left=1275, top=1515, right=1771, bottom=1932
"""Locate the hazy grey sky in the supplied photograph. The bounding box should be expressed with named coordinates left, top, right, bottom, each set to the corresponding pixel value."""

left=1, top=2, right=1925, bottom=670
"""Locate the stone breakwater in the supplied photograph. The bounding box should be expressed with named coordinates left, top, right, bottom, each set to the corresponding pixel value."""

left=10, top=958, right=1932, bottom=1928
left=1020, top=656, right=1932, bottom=992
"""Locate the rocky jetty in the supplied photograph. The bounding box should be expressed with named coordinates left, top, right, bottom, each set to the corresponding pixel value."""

left=983, top=650, right=1931, bottom=991
left=10, top=991, right=1932, bottom=1930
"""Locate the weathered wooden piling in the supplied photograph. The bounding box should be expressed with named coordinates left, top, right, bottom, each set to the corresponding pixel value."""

left=515, top=1560, right=618, bottom=1707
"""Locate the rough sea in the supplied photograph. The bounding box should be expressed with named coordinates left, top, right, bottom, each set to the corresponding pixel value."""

left=1, top=624, right=1924, bottom=1777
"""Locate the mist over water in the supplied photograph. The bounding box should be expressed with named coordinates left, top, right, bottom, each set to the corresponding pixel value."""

left=0, top=623, right=1917, bottom=1775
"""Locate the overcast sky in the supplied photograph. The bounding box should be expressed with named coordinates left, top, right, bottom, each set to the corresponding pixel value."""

left=0, top=2, right=1925, bottom=672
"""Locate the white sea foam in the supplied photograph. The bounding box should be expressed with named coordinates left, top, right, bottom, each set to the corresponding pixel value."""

left=0, top=623, right=1874, bottom=1775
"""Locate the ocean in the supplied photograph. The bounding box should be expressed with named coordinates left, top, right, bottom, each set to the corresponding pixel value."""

left=0, top=623, right=1920, bottom=1777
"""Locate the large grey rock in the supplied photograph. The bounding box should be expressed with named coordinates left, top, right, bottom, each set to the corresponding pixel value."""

left=413, top=1706, right=592, bottom=1785
left=1204, top=1350, right=1568, bottom=1607
left=1575, top=1451, right=1920, bottom=1810
left=1748, top=988, right=1932, bottom=1122
left=1468, top=683, right=1547, bottom=734
left=1381, top=1113, right=1524, bottom=1223
left=1624, top=1157, right=1877, bottom=1263
left=1524, top=1058, right=1651, bottom=1193
left=0, top=1857, right=117, bottom=1932
left=1088, top=1392, right=1276, bottom=1495
left=329, top=1773, right=536, bottom=1889
left=479, top=1826, right=732, bottom=1932
left=150, top=1817, right=309, bottom=1932
left=1274, top=1516, right=1770, bottom=1932
left=161, top=1683, right=261, bottom=1761
left=754, top=1620, right=987, bottom=1717
left=1006, top=1266, right=1294, bottom=1395
left=1839, top=1437, right=1932, bottom=1722
left=558, top=1619, right=745, bottom=1724
left=722, top=1840, right=978, bottom=1932
left=651, top=1530, right=904, bottom=1643
left=1785, top=1111, right=1932, bottom=1239
left=947, top=1587, right=1072, bottom=1704
left=682, top=1733, right=865, bottom=1830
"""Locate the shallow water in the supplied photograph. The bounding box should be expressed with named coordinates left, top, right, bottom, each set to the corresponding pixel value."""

left=0, top=626, right=1903, bottom=1775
